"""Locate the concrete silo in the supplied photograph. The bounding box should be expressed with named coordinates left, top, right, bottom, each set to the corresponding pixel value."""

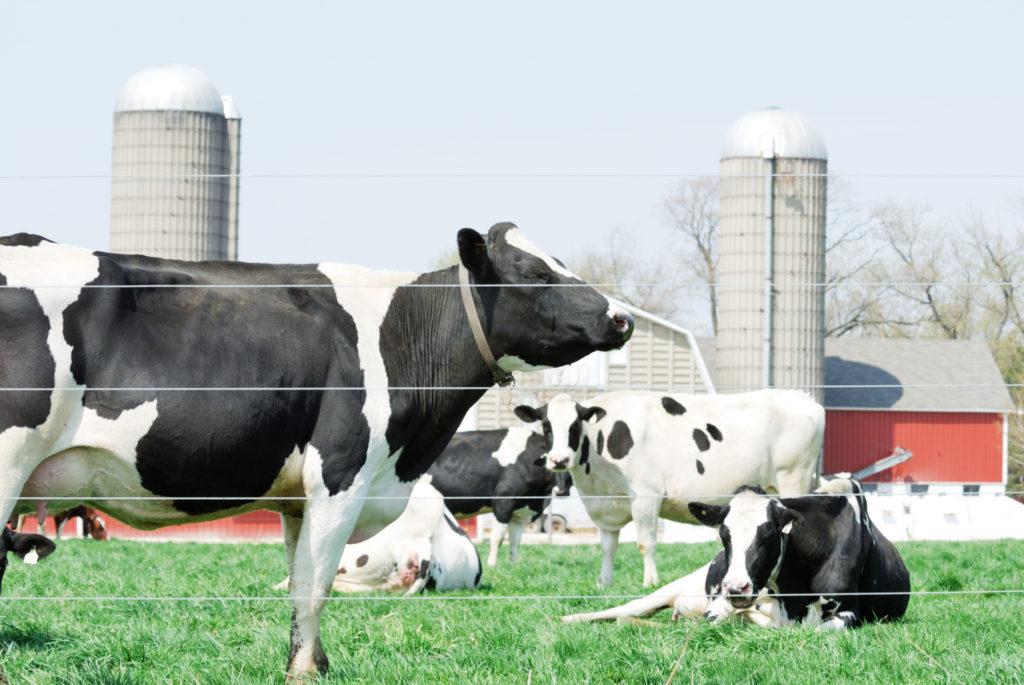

left=716, top=107, right=827, bottom=402
left=110, top=64, right=241, bottom=260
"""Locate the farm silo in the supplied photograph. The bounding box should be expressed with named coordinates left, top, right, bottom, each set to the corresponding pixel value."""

left=716, top=107, right=827, bottom=402
left=110, top=64, right=241, bottom=260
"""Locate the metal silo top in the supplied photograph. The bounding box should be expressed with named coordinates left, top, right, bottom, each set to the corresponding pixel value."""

left=114, top=63, right=225, bottom=115
left=720, top=106, right=827, bottom=161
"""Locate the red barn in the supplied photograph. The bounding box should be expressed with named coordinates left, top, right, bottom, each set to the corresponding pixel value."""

left=823, top=338, right=1014, bottom=496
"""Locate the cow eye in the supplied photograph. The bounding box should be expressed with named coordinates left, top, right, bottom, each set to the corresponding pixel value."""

left=526, top=270, right=551, bottom=284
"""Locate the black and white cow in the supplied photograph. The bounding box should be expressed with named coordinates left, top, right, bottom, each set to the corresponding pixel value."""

left=428, top=427, right=571, bottom=567
left=514, top=389, right=824, bottom=587
left=0, top=223, right=633, bottom=678
left=688, top=480, right=911, bottom=629
left=275, top=476, right=481, bottom=595
left=0, top=527, right=56, bottom=594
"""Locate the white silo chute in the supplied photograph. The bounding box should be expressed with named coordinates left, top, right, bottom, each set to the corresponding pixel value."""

left=716, top=107, right=827, bottom=403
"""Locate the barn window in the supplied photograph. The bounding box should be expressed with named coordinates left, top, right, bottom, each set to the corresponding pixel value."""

left=861, top=483, right=878, bottom=493
left=962, top=484, right=980, bottom=497
left=910, top=483, right=929, bottom=495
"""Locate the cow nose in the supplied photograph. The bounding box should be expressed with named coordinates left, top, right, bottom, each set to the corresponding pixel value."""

left=725, top=580, right=753, bottom=598
left=613, top=312, right=634, bottom=339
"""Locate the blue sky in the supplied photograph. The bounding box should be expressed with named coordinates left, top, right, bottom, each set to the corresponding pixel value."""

left=2, top=1, right=1022, bottom=272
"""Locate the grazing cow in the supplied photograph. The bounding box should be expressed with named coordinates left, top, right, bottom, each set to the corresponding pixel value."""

left=688, top=480, right=910, bottom=628
left=0, top=223, right=633, bottom=678
left=428, top=427, right=571, bottom=567
left=276, top=476, right=481, bottom=594
left=0, top=527, right=56, bottom=594
left=514, top=389, right=824, bottom=587
left=53, top=505, right=108, bottom=541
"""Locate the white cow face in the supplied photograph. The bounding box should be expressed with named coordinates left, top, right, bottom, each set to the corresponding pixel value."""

left=458, top=224, right=633, bottom=371
left=513, top=394, right=605, bottom=471
left=689, top=487, right=803, bottom=608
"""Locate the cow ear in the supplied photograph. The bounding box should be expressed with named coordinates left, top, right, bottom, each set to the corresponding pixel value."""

left=457, top=228, right=493, bottom=280
left=779, top=508, right=803, bottom=535
left=581, top=406, right=606, bottom=423
left=689, top=502, right=726, bottom=527
left=513, top=405, right=541, bottom=424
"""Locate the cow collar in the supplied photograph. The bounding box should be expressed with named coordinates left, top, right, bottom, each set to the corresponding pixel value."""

left=458, top=263, right=515, bottom=388
left=766, top=528, right=790, bottom=595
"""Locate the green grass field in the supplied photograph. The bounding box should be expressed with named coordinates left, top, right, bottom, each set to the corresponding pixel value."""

left=1, top=537, right=1022, bottom=684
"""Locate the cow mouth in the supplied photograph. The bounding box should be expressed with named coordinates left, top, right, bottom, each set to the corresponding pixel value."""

left=728, top=596, right=755, bottom=609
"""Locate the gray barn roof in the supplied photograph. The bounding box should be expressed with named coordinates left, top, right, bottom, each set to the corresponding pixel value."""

left=824, top=338, right=1014, bottom=412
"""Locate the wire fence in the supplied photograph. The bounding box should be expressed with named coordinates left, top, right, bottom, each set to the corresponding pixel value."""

left=2, top=256, right=1023, bottom=609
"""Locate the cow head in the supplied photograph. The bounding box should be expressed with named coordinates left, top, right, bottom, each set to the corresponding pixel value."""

left=513, top=393, right=606, bottom=470
left=457, top=223, right=633, bottom=372
left=688, top=486, right=803, bottom=608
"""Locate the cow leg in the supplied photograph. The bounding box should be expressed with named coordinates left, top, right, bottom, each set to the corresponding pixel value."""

left=506, top=517, right=526, bottom=563
left=597, top=526, right=620, bottom=587
left=285, top=488, right=365, bottom=680
left=486, top=520, right=507, bottom=567
left=631, top=496, right=661, bottom=587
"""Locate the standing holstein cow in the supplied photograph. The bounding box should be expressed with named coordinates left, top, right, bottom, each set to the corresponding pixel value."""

left=514, top=389, right=824, bottom=587
left=687, top=479, right=910, bottom=628
left=428, top=427, right=571, bottom=567
left=0, top=223, right=633, bottom=679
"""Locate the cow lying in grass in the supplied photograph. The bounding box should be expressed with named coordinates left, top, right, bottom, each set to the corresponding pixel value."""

left=562, top=478, right=910, bottom=629
left=276, top=476, right=481, bottom=595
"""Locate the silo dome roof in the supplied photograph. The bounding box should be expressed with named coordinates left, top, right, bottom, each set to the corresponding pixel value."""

left=114, top=64, right=225, bottom=115
left=720, top=107, right=827, bottom=161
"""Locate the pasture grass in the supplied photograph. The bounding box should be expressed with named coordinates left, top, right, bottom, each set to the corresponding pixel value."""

left=1, top=537, right=1022, bottom=683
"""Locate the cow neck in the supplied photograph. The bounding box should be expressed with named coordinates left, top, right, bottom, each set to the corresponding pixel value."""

left=458, top=263, right=514, bottom=388
left=766, top=527, right=789, bottom=595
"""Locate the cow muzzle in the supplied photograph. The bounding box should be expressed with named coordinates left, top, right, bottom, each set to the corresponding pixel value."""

left=724, top=580, right=754, bottom=608
left=546, top=456, right=571, bottom=471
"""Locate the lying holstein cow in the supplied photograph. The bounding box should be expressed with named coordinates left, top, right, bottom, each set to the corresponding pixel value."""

left=561, top=478, right=910, bottom=628
left=0, top=527, right=56, bottom=594
left=514, top=389, right=824, bottom=587
left=428, top=427, right=571, bottom=567
left=0, top=223, right=633, bottom=678
left=276, top=476, right=481, bottom=595
left=687, top=479, right=911, bottom=628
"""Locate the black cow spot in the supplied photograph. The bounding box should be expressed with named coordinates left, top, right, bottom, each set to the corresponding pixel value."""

left=596, top=431, right=604, bottom=456
left=607, top=421, right=634, bottom=460
left=337, top=567, right=347, bottom=575
left=706, top=424, right=723, bottom=442
left=661, top=397, right=687, bottom=416
left=444, top=514, right=468, bottom=537
left=356, top=554, right=369, bottom=568
left=692, top=429, right=711, bottom=452
left=580, top=436, right=590, bottom=466
left=585, top=463, right=591, bottom=475
left=417, top=559, right=431, bottom=580
left=696, top=460, right=705, bottom=475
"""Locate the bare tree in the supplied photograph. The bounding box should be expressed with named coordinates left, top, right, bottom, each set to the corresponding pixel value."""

left=660, top=177, right=719, bottom=333
left=568, top=226, right=689, bottom=322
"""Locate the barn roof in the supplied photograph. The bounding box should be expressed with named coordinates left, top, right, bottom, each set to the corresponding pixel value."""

left=824, top=338, right=1015, bottom=412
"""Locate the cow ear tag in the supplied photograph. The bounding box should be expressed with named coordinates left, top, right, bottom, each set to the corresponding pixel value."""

left=781, top=521, right=795, bottom=535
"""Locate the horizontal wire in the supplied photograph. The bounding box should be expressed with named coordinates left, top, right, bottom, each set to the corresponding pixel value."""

left=2, top=383, right=1022, bottom=392
left=2, top=589, right=1022, bottom=603
left=5, top=491, right=1021, bottom=503
left=5, top=281, right=1024, bottom=290
left=3, top=172, right=1024, bottom=181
